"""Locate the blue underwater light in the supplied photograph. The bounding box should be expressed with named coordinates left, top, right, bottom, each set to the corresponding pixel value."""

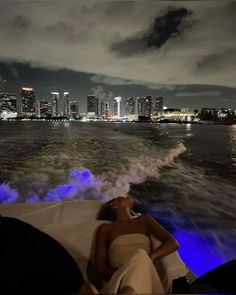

left=0, top=169, right=232, bottom=277
left=173, top=230, right=226, bottom=276
left=0, top=169, right=102, bottom=203
left=0, top=182, right=19, bottom=204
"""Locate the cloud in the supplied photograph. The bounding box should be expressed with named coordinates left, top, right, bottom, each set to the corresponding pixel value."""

left=90, top=74, right=178, bottom=91
left=175, top=90, right=222, bottom=97
left=90, top=75, right=136, bottom=86
left=111, top=7, right=193, bottom=57
left=0, top=1, right=235, bottom=88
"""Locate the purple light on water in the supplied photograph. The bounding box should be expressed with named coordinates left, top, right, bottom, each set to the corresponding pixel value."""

left=43, top=184, right=76, bottom=202
left=0, top=182, right=19, bottom=204
left=173, top=230, right=226, bottom=276
left=0, top=169, right=102, bottom=204
left=70, top=169, right=100, bottom=188
left=25, top=195, right=41, bottom=203
left=1, top=170, right=231, bottom=278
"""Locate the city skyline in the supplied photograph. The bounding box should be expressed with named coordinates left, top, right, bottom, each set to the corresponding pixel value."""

left=0, top=1, right=235, bottom=112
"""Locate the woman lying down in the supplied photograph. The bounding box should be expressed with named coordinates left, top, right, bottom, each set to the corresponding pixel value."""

left=94, top=196, right=179, bottom=294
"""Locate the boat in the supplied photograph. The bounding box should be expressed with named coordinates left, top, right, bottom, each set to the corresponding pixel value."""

left=0, top=200, right=235, bottom=294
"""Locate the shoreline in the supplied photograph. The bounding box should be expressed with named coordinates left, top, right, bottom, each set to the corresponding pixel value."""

left=1, top=119, right=236, bottom=125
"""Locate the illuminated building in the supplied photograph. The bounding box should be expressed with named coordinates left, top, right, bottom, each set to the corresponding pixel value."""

left=0, top=92, right=17, bottom=118
left=200, top=108, right=218, bottom=121
left=162, top=108, right=195, bottom=121
left=51, top=92, right=60, bottom=116
left=153, top=97, right=163, bottom=111
left=39, top=100, right=52, bottom=118
left=113, top=96, right=122, bottom=117
left=63, top=92, right=70, bottom=117
left=124, top=97, right=135, bottom=115
left=35, top=100, right=40, bottom=117
left=137, top=96, right=152, bottom=117
left=70, top=101, right=79, bottom=118
left=21, top=87, right=35, bottom=116
left=87, top=95, right=98, bottom=116
left=100, top=101, right=109, bottom=119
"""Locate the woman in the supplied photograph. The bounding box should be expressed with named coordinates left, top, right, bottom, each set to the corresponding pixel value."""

left=94, top=196, right=179, bottom=294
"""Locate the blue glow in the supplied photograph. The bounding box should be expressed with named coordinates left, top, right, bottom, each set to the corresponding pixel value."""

left=44, top=184, right=76, bottom=202
left=0, top=182, right=19, bottom=204
left=0, top=169, right=102, bottom=204
left=173, top=230, right=226, bottom=276
left=25, top=195, right=40, bottom=203
left=0, top=169, right=233, bottom=277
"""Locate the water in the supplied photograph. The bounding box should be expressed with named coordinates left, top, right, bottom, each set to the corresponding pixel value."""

left=0, top=121, right=236, bottom=276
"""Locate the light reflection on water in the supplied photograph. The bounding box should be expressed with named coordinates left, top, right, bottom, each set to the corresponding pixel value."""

left=0, top=122, right=236, bottom=275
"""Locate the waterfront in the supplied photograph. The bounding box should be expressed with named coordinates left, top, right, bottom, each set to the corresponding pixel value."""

left=0, top=121, right=236, bottom=276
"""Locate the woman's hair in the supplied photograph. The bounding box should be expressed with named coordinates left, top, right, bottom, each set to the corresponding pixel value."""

left=96, top=199, right=140, bottom=221
left=96, top=200, right=116, bottom=221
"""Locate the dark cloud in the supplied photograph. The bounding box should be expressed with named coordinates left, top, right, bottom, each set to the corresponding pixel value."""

left=0, top=1, right=235, bottom=89
left=197, top=54, right=220, bottom=71
left=196, top=48, right=236, bottom=75
left=111, top=7, right=192, bottom=57
left=13, top=15, right=31, bottom=30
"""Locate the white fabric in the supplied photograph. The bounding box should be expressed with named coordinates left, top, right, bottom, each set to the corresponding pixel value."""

left=101, top=233, right=164, bottom=294
left=0, top=200, right=189, bottom=291
left=0, top=200, right=103, bottom=279
left=151, top=236, right=189, bottom=292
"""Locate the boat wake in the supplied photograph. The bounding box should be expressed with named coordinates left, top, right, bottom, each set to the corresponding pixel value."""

left=0, top=143, right=186, bottom=203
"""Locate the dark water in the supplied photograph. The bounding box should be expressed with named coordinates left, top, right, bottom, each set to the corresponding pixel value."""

left=0, top=121, right=235, bottom=275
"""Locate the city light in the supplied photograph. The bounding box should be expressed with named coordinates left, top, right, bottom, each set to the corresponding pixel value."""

left=22, top=87, right=33, bottom=91
left=114, top=96, right=122, bottom=118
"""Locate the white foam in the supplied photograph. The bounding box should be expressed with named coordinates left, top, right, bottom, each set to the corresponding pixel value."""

left=99, top=143, right=187, bottom=198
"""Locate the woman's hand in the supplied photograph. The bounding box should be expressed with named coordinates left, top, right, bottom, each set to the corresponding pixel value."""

left=144, top=214, right=179, bottom=260
left=149, top=252, right=156, bottom=263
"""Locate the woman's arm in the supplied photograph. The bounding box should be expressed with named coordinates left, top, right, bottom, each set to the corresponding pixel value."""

left=94, top=224, right=116, bottom=281
left=143, top=214, right=179, bottom=262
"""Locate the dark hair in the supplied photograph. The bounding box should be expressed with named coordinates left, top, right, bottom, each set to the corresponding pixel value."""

left=96, top=201, right=116, bottom=221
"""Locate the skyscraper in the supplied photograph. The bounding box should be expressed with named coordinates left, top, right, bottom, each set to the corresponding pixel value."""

left=70, top=101, right=79, bottom=118
left=39, top=100, right=52, bottom=118
left=51, top=92, right=60, bottom=116
left=21, top=87, right=35, bottom=116
left=0, top=92, right=17, bottom=118
left=137, top=96, right=152, bottom=117
left=101, top=101, right=109, bottom=119
left=124, top=97, right=135, bottom=115
left=113, top=96, right=122, bottom=117
left=87, top=95, right=98, bottom=116
left=153, top=97, right=163, bottom=111
left=63, top=92, right=70, bottom=117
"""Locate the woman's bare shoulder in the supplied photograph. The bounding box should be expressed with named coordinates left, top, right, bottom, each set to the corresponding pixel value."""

left=136, top=213, right=152, bottom=222
left=96, top=222, right=113, bottom=234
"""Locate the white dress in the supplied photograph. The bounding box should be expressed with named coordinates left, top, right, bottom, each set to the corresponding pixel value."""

left=101, top=233, right=164, bottom=294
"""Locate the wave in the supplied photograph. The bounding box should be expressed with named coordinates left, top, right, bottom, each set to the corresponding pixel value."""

left=99, top=143, right=187, bottom=198
left=0, top=143, right=187, bottom=203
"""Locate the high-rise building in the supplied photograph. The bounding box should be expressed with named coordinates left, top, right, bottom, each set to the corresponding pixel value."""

left=137, top=96, right=152, bottom=117
left=100, top=101, right=110, bottom=119
left=39, top=100, right=52, bottom=118
left=153, top=96, right=163, bottom=111
left=113, top=96, right=122, bottom=117
left=87, top=95, right=98, bottom=116
left=124, top=97, right=135, bottom=115
left=35, top=100, right=40, bottom=117
left=70, top=101, right=79, bottom=118
left=63, top=92, right=70, bottom=117
left=21, top=87, right=35, bottom=116
left=51, top=92, right=60, bottom=116
left=0, top=92, right=17, bottom=118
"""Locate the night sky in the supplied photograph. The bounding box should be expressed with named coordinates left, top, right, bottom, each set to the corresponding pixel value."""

left=0, top=0, right=235, bottom=112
